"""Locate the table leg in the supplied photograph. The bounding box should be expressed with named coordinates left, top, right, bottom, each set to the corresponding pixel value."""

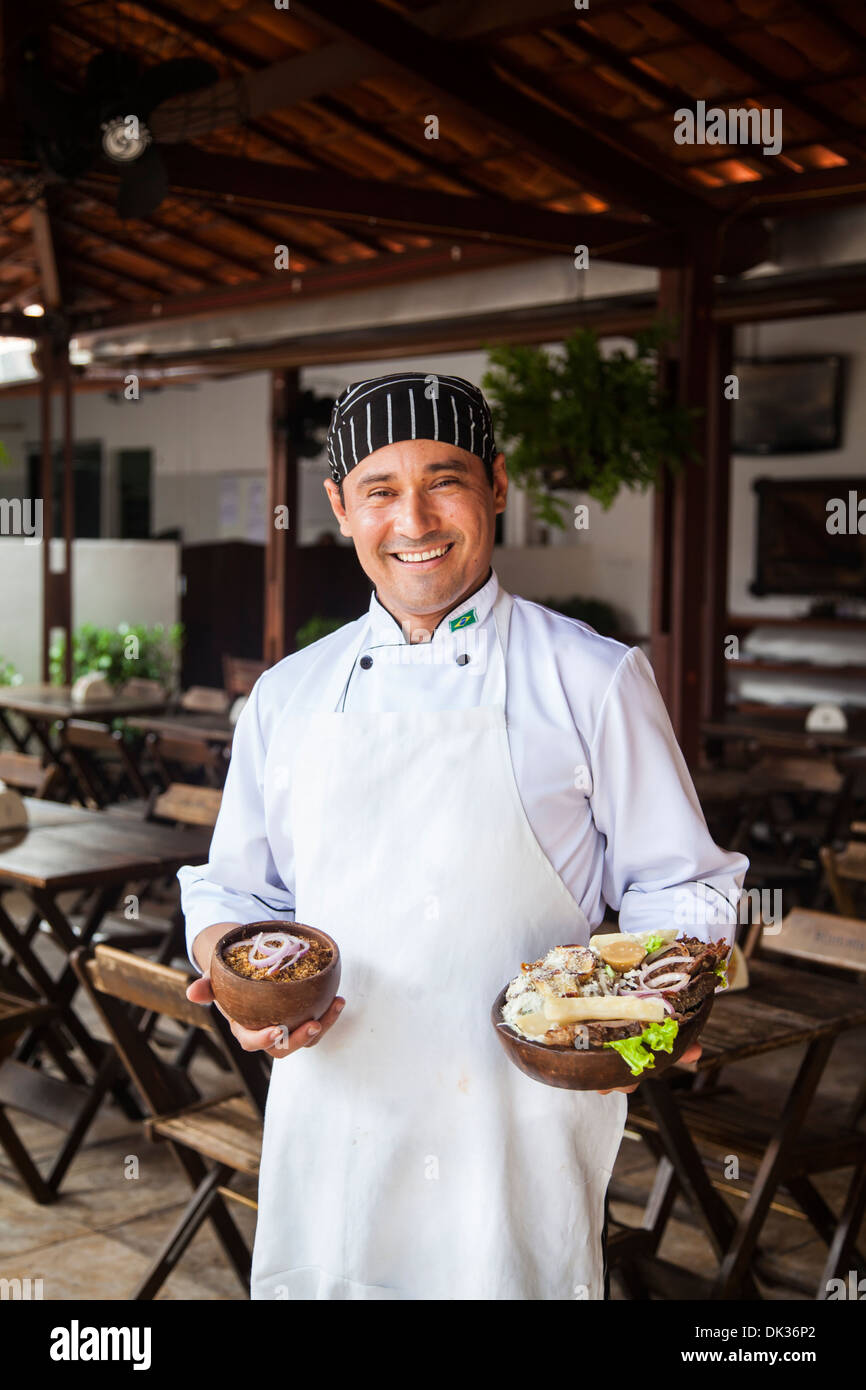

left=816, top=1156, right=866, bottom=1298
left=710, top=1033, right=836, bottom=1299
left=785, top=1174, right=866, bottom=1273
left=0, top=709, right=31, bottom=754
left=22, top=717, right=83, bottom=803
left=639, top=1076, right=764, bottom=1299
left=15, top=886, right=144, bottom=1120
left=0, top=900, right=92, bottom=1086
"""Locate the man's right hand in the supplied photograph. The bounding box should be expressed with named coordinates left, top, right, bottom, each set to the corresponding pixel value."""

left=186, top=974, right=346, bottom=1059
left=186, top=921, right=345, bottom=1059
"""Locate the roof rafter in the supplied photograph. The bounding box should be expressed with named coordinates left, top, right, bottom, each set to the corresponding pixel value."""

left=264, top=0, right=712, bottom=222
left=653, top=1, right=866, bottom=161
left=138, top=146, right=684, bottom=263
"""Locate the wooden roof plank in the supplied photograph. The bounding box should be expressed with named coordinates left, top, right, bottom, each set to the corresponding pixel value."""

left=283, top=0, right=708, bottom=221
left=654, top=0, right=866, bottom=159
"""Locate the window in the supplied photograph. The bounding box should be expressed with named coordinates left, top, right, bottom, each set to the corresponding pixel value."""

left=27, top=443, right=102, bottom=538
left=117, top=449, right=152, bottom=538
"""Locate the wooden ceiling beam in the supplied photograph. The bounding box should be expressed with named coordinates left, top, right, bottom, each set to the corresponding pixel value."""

left=712, top=159, right=866, bottom=217
left=68, top=242, right=532, bottom=331
left=129, top=145, right=682, bottom=264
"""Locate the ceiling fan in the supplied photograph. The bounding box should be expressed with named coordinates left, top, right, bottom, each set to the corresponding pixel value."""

left=11, top=40, right=222, bottom=217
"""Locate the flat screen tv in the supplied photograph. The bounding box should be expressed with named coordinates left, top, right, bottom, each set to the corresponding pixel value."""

left=751, top=477, right=866, bottom=598
left=732, top=356, right=845, bottom=454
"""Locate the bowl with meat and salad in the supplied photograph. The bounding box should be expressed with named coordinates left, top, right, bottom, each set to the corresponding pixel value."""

left=491, top=927, right=728, bottom=1090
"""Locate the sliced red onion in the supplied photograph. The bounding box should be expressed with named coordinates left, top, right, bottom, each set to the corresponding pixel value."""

left=266, top=939, right=310, bottom=976
left=643, top=971, right=689, bottom=991
left=247, top=932, right=310, bottom=974
left=642, top=954, right=691, bottom=978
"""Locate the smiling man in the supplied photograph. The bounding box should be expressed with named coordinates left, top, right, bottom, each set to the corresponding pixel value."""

left=179, top=370, right=748, bottom=1301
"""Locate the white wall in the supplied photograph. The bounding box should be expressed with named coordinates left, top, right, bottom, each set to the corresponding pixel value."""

left=0, top=373, right=272, bottom=546
left=729, top=314, right=866, bottom=617
left=0, top=538, right=179, bottom=683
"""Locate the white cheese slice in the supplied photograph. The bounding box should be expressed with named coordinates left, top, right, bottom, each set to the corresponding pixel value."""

left=542, top=995, right=665, bottom=1024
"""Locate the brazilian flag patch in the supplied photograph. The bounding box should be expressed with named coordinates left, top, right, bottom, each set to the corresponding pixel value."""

left=449, top=608, right=477, bottom=631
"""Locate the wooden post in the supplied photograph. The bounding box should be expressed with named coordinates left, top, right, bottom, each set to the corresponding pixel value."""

left=37, top=330, right=74, bottom=685
left=38, top=330, right=54, bottom=684
left=60, top=342, right=74, bottom=685
left=263, top=367, right=300, bottom=663
left=701, top=322, right=734, bottom=734
left=650, top=232, right=717, bottom=768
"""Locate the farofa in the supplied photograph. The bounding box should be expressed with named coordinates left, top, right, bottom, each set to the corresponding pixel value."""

left=223, top=935, right=331, bottom=983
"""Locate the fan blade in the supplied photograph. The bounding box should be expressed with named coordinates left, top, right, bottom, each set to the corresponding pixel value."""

left=134, top=59, right=219, bottom=116
left=85, top=48, right=141, bottom=102
left=116, top=144, right=168, bottom=219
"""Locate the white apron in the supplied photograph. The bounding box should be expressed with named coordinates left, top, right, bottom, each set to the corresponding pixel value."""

left=251, top=589, right=627, bottom=1300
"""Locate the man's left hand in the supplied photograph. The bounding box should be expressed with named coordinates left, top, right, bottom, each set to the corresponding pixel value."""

left=596, top=1042, right=702, bottom=1095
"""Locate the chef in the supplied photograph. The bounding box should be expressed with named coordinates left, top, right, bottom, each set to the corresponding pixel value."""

left=179, top=370, right=748, bottom=1301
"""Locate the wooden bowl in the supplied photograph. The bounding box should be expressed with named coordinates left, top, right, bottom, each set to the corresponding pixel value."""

left=209, top=922, right=341, bottom=1032
left=491, top=987, right=714, bottom=1091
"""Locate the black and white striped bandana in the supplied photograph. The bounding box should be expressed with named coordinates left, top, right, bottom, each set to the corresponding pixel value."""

left=326, top=372, right=498, bottom=483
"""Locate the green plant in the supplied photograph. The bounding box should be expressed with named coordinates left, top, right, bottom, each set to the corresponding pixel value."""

left=481, top=320, right=702, bottom=527
left=49, top=621, right=184, bottom=690
left=0, top=655, right=21, bottom=686
left=295, top=615, right=348, bottom=649
left=534, top=595, right=621, bottom=637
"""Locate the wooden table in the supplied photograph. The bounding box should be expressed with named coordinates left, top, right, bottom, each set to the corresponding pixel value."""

left=0, top=798, right=210, bottom=1201
left=125, top=710, right=235, bottom=745
left=701, top=717, right=863, bottom=758
left=615, top=959, right=866, bottom=1300
left=0, top=684, right=169, bottom=798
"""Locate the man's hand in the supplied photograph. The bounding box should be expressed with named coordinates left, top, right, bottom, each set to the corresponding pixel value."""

left=596, top=1042, right=702, bottom=1096
left=186, top=921, right=345, bottom=1059
left=186, top=973, right=346, bottom=1060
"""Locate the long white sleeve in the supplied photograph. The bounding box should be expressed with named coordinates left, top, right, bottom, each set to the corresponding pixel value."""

left=177, top=677, right=296, bottom=972
left=588, top=646, right=749, bottom=945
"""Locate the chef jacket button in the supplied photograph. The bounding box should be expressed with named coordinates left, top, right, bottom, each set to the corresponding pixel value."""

left=456, top=653, right=470, bottom=666
left=360, top=655, right=373, bottom=669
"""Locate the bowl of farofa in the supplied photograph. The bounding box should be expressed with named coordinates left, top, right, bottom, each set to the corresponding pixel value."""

left=209, top=922, right=340, bottom=1032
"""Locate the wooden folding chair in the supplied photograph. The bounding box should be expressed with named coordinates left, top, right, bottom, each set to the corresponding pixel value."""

left=0, top=987, right=124, bottom=1203
left=0, top=750, right=63, bottom=800
left=145, top=732, right=228, bottom=790
left=820, top=842, right=866, bottom=918
left=71, top=944, right=268, bottom=1299
left=222, top=655, right=267, bottom=699
left=56, top=719, right=150, bottom=808
left=97, top=784, right=222, bottom=967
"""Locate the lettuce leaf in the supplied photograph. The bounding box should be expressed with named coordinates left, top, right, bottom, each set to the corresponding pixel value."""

left=714, top=958, right=729, bottom=990
left=642, top=932, right=666, bottom=955
left=604, top=1017, right=681, bottom=1076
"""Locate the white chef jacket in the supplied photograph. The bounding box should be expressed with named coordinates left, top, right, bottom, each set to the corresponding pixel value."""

left=179, top=566, right=748, bottom=963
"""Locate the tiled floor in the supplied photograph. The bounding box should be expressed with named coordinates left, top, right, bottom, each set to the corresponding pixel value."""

left=1, top=907, right=864, bottom=1300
